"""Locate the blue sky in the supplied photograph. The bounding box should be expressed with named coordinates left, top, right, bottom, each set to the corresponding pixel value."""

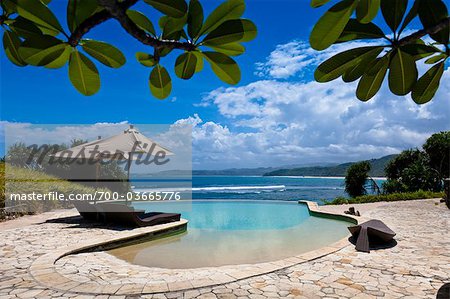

left=1, top=0, right=449, bottom=169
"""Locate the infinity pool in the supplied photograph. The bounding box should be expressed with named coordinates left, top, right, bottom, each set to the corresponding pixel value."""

left=108, top=201, right=352, bottom=268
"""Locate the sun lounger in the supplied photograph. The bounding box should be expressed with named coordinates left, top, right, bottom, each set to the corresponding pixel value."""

left=96, top=202, right=181, bottom=227
left=348, top=220, right=396, bottom=253
left=72, top=200, right=99, bottom=220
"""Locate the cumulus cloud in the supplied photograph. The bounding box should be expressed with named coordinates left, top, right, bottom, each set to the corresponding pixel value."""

left=189, top=38, right=450, bottom=168
left=255, top=40, right=387, bottom=79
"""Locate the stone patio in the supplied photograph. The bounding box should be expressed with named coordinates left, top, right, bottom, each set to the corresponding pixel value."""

left=0, top=199, right=448, bottom=298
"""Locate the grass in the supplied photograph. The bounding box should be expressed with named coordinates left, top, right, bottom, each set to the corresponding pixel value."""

left=1, top=162, right=107, bottom=218
left=324, top=190, right=444, bottom=205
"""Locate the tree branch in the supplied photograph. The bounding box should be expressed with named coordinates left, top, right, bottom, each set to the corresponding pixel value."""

left=100, top=0, right=196, bottom=51
left=69, top=0, right=196, bottom=52
left=398, top=17, right=450, bottom=47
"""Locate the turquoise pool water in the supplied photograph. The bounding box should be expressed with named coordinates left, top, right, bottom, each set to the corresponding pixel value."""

left=109, top=201, right=352, bottom=268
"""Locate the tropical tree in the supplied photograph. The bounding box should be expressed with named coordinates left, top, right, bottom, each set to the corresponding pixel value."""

left=0, top=0, right=257, bottom=99
left=310, top=0, right=449, bottom=104
left=345, top=161, right=371, bottom=197
left=383, top=148, right=442, bottom=193
left=422, top=131, right=450, bottom=180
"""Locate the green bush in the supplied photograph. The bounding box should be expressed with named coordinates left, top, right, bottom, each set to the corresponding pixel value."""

left=324, top=190, right=444, bottom=205
left=1, top=162, right=108, bottom=218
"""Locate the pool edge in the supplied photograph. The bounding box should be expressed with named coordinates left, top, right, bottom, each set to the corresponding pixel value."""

left=29, top=201, right=369, bottom=295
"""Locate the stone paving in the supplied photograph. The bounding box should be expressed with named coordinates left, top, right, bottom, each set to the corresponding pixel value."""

left=0, top=199, right=449, bottom=298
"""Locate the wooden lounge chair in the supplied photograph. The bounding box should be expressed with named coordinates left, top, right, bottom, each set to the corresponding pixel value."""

left=96, top=202, right=181, bottom=227
left=348, top=220, right=396, bottom=253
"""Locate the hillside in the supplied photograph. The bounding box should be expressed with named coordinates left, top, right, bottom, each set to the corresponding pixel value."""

left=263, top=155, right=397, bottom=177
left=1, top=162, right=105, bottom=215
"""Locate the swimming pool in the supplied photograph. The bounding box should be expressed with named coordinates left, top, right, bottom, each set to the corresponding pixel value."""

left=108, top=201, right=352, bottom=268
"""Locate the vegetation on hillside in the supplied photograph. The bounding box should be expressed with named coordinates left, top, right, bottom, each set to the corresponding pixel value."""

left=263, top=155, right=396, bottom=177
left=1, top=162, right=106, bottom=219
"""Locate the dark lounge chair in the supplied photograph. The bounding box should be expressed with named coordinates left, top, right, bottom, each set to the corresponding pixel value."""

left=96, top=202, right=181, bottom=227
left=348, top=220, right=396, bottom=253
left=72, top=200, right=99, bottom=220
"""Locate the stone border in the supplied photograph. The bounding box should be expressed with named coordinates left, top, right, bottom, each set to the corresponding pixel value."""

left=29, top=201, right=368, bottom=296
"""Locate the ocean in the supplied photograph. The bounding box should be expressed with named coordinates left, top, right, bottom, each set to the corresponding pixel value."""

left=131, top=176, right=385, bottom=204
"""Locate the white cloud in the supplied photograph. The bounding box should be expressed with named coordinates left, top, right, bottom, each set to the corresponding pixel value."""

left=255, top=40, right=388, bottom=79
left=190, top=46, right=450, bottom=168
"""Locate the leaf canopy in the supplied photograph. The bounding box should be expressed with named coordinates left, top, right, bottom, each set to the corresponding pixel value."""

left=149, top=65, right=172, bottom=99
left=412, top=62, right=444, bottom=104
left=388, top=49, right=417, bottom=96
left=11, top=0, right=63, bottom=35
left=144, top=0, right=188, bottom=18
left=188, top=0, right=204, bottom=39
left=202, top=19, right=257, bottom=46
left=19, top=34, right=66, bottom=66
left=69, top=50, right=101, bottom=96
left=136, top=52, right=157, bottom=67
left=202, top=51, right=241, bottom=84
left=310, top=0, right=358, bottom=50
left=3, top=30, right=26, bottom=66
left=380, top=0, right=407, bottom=33
left=82, top=39, right=126, bottom=68
left=315, top=46, right=383, bottom=82
left=356, top=0, right=380, bottom=24
left=127, top=10, right=156, bottom=36
left=199, top=0, right=245, bottom=36
left=175, top=52, right=197, bottom=79
left=356, top=55, right=389, bottom=101
left=67, top=0, right=99, bottom=33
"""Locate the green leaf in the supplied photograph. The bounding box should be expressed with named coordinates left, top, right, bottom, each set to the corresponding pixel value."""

left=2, top=0, right=17, bottom=14
left=3, top=30, right=26, bottom=66
left=202, top=19, right=256, bottom=46
left=199, top=0, right=245, bottom=36
left=149, top=65, right=172, bottom=99
left=418, top=0, right=449, bottom=44
left=69, top=50, right=100, bottom=96
left=192, top=51, right=204, bottom=72
left=311, top=0, right=331, bottom=8
left=136, top=52, right=157, bottom=67
left=11, top=0, right=63, bottom=35
left=67, top=0, right=98, bottom=33
left=175, top=52, right=197, bottom=79
left=19, top=34, right=67, bottom=66
left=425, top=53, right=447, bottom=64
left=388, top=49, right=418, bottom=96
left=188, top=0, right=203, bottom=39
left=380, top=0, right=407, bottom=33
left=398, top=0, right=419, bottom=34
left=160, top=15, right=187, bottom=38
left=400, top=44, right=440, bottom=60
left=310, top=0, right=358, bottom=50
left=126, top=10, right=156, bottom=36
left=10, top=17, right=42, bottom=39
left=356, top=0, right=380, bottom=24
left=81, top=39, right=126, bottom=68
left=44, top=44, right=71, bottom=69
left=342, top=50, right=380, bottom=82
left=337, top=19, right=385, bottom=42
left=315, top=46, right=383, bottom=82
left=207, top=42, right=245, bottom=56
left=144, top=0, right=187, bottom=18
left=356, top=55, right=389, bottom=101
left=202, top=51, right=241, bottom=84
left=412, top=62, right=445, bottom=104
